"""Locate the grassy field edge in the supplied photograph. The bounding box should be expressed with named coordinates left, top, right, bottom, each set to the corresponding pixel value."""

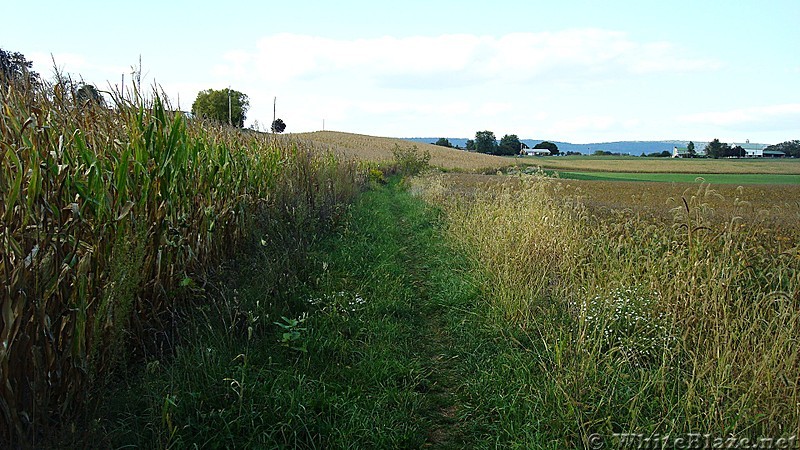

left=89, top=180, right=503, bottom=448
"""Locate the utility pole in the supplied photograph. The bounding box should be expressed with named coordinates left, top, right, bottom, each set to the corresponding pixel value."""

left=273, top=96, right=277, bottom=133
left=228, top=86, right=232, bottom=126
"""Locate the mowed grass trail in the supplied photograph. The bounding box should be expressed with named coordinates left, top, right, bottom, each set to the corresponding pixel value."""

left=96, top=181, right=507, bottom=448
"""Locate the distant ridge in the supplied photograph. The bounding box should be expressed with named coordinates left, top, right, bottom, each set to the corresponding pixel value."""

left=404, top=138, right=697, bottom=155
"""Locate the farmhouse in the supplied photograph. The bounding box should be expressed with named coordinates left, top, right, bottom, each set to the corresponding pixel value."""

left=672, top=146, right=706, bottom=158
left=522, top=148, right=551, bottom=156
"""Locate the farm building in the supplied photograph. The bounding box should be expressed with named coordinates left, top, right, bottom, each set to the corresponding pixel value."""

left=673, top=140, right=782, bottom=158
left=733, top=141, right=769, bottom=157
left=522, top=148, right=551, bottom=156
left=672, top=146, right=706, bottom=158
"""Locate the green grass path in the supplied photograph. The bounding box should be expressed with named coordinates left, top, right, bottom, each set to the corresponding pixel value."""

left=97, top=178, right=798, bottom=448
left=98, top=181, right=500, bottom=448
left=301, top=180, right=484, bottom=448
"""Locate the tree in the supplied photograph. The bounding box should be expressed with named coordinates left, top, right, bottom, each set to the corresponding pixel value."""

left=687, top=141, right=696, bottom=157
left=704, top=138, right=731, bottom=159
left=474, top=131, right=497, bottom=154
left=271, top=118, right=287, bottom=133
left=191, top=88, right=249, bottom=127
left=75, top=83, right=106, bottom=108
left=765, top=140, right=800, bottom=157
left=534, top=141, right=559, bottom=155
left=432, top=138, right=453, bottom=148
left=498, top=134, right=522, bottom=156
left=465, top=139, right=475, bottom=151
left=0, top=47, right=40, bottom=87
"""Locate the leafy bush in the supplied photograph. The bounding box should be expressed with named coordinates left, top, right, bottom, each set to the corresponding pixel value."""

left=368, top=168, right=387, bottom=185
left=391, top=144, right=431, bottom=176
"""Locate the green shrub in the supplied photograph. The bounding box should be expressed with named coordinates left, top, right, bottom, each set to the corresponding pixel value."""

left=391, top=144, right=431, bottom=176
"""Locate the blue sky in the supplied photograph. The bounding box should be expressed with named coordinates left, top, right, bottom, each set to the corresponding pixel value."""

left=3, top=0, right=799, bottom=144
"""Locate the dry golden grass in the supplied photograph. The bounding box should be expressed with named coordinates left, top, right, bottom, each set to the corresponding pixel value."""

left=434, top=173, right=800, bottom=235
left=564, top=178, right=800, bottom=226
left=292, top=130, right=511, bottom=171
left=412, top=172, right=800, bottom=438
left=526, top=156, right=800, bottom=174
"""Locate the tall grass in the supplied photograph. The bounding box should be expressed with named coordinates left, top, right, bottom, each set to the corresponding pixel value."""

left=414, top=173, right=799, bottom=444
left=0, top=74, right=362, bottom=445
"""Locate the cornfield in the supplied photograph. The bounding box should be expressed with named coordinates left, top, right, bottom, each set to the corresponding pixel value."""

left=0, top=75, right=362, bottom=444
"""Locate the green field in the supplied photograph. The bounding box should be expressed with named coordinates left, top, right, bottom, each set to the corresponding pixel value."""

left=553, top=170, right=800, bottom=184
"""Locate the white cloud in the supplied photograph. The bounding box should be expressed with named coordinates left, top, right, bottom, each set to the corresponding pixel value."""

left=551, top=115, right=617, bottom=135
left=29, top=52, right=129, bottom=84
left=680, top=103, right=800, bottom=129
left=213, top=30, right=718, bottom=89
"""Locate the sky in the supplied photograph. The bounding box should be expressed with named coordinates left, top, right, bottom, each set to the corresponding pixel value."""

left=3, top=0, right=799, bottom=144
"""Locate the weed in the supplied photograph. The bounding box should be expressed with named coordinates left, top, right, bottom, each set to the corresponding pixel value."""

left=274, top=315, right=308, bottom=352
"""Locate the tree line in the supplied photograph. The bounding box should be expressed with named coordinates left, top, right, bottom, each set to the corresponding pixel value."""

left=432, top=131, right=560, bottom=156
left=765, top=140, right=800, bottom=157
left=703, top=139, right=800, bottom=158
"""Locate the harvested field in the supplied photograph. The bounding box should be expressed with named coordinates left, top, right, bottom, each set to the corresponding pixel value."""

left=292, top=131, right=511, bottom=171
left=433, top=172, right=800, bottom=237
left=520, top=155, right=800, bottom=174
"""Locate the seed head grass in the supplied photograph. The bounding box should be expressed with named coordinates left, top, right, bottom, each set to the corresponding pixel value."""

left=412, top=172, right=800, bottom=441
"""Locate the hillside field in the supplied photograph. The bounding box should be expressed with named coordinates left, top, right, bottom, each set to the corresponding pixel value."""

left=292, top=132, right=800, bottom=180
left=292, top=130, right=511, bottom=171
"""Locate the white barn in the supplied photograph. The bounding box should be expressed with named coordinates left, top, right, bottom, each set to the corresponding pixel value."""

left=732, top=140, right=768, bottom=157
left=522, top=148, right=551, bottom=156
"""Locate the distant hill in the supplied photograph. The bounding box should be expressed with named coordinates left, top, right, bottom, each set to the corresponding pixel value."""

left=405, top=138, right=692, bottom=155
